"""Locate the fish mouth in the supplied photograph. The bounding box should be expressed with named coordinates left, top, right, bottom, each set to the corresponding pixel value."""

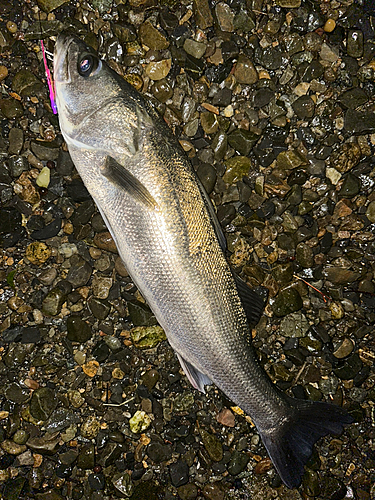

left=53, top=32, right=76, bottom=84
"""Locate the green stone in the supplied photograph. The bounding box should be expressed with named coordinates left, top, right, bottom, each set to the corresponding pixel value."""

left=280, top=311, right=309, bottom=337
left=223, top=156, right=252, bottom=184
left=338, top=173, right=361, bottom=198
left=366, top=201, right=375, bottom=222
left=273, top=287, right=303, bottom=317
left=211, top=131, right=227, bottom=160
left=270, top=363, right=294, bottom=381
left=37, top=0, right=68, bottom=11
left=77, top=444, right=95, bottom=469
left=201, top=111, right=219, bottom=135
left=277, top=149, right=306, bottom=170
left=0, top=98, right=24, bottom=119
left=193, top=0, right=213, bottom=29
left=302, top=468, right=321, bottom=497
left=298, top=200, right=313, bottom=215
left=25, top=20, right=65, bottom=40
left=233, top=9, right=255, bottom=32
left=112, top=472, right=134, bottom=497
left=227, top=450, right=250, bottom=475
left=128, top=301, right=157, bottom=326
left=173, top=392, right=195, bottom=412
left=129, top=411, right=152, bottom=433
left=42, top=287, right=66, bottom=316
left=272, top=262, right=293, bottom=284
left=299, top=333, right=322, bottom=353
left=2, top=477, right=26, bottom=500
left=13, top=429, right=29, bottom=445
left=141, top=369, right=160, bottom=390
left=80, top=416, right=100, bottom=439
left=177, top=483, right=198, bottom=500
left=228, top=129, right=259, bottom=156
left=30, top=387, right=57, bottom=421
left=199, top=429, right=223, bottom=461
left=12, top=69, right=43, bottom=96
left=323, top=267, right=360, bottom=285
left=304, top=384, right=322, bottom=401
left=139, top=21, right=169, bottom=50
left=66, top=316, right=92, bottom=343
left=130, top=325, right=166, bottom=349
left=234, top=54, right=258, bottom=84
left=296, top=242, right=314, bottom=268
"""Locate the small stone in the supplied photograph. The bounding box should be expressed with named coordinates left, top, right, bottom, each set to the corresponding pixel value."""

left=30, top=387, right=57, bottom=421
left=333, top=338, right=354, bottom=359
left=92, top=275, right=112, bottom=299
left=183, top=39, right=207, bottom=59
left=366, top=201, right=375, bottom=222
left=67, top=316, right=92, bottom=343
left=1, top=440, right=27, bottom=455
left=141, top=369, right=160, bottom=390
left=112, top=472, right=134, bottom=497
left=129, top=411, right=151, bottom=433
left=280, top=311, right=309, bottom=337
left=347, top=29, right=363, bottom=58
left=277, top=0, right=301, bottom=6
left=200, top=429, right=223, bottom=461
left=324, top=19, right=336, bottom=32
left=216, top=408, right=235, bottom=427
left=8, top=128, right=24, bottom=155
left=42, top=287, right=66, bottom=316
left=323, top=267, right=360, bottom=285
left=228, top=450, right=249, bottom=475
left=94, top=231, right=118, bottom=253
left=66, top=256, right=92, bottom=288
left=130, top=325, right=166, bottom=348
left=296, top=242, right=314, bottom=268
left=0, top=98, right=24, bottom=119
left=26, top=242, right=51, bottom=265
left=77, top=444, right=95, bottom=469
left=193, top=0, right=213, bottom=29
left=31, top=140, right=59, bottom=161
left=292, top=95, right=315, bottom=119
left=202, top=483, right=225, bottom=500
left=0, top=65, right=8, bottom=81
left=197, top=163, right=217, bottom=194
left=326, top=167, right=342, bottom=185
left=81, top=416, right=100, bottom=439
left=215, top=2, right=234, bottom=32
left=329, top=301, right=344, bottom=320
left=254, top=457, right=273, bottom=474
left=277, top=149, right=306, bottom=170
left=169, top=460, right=189, bottom=487
left=234, top=54, right=258, bottom=84
left=68, top=389, right=85, bottom=408
left=147, top=442, right=172, bottom=463
left=82, top=360, right=99, bottom=377
left=223, top=156, right=252, bottom=184
left=273, top=287, right=303, bottom=317
left=26, top=435, right=60, bottom=454
left=178, top=483, right=198, bottom=500
left=145, top=59, right=172, bottom=81
left=36, top=166, right=50, bottom=188
left=139, top=21, right=169, bottom=50
left=37, top=0, right=69, bottom=12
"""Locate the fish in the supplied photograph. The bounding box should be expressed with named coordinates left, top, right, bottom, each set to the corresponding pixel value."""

left=54, top=32, right=353, bottom=489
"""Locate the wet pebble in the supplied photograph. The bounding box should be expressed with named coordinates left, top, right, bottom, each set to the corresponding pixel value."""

left=169, top=460, right=189, bottom=487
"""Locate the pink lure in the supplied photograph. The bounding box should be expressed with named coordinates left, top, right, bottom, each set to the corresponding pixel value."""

left=40, top=39, right=57, bottom=114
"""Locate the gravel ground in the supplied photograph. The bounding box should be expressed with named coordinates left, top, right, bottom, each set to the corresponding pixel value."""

left=0, top=0, right=374, bottom=498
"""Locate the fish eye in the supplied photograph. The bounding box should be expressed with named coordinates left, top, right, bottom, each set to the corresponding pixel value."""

left=77, top=54, right=101, bottom=77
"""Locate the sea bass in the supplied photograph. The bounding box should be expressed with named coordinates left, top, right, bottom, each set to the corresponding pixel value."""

left=54, top=33, right=352, bottom=489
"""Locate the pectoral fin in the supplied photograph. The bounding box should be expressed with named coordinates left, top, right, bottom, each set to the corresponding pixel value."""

left=102, top=156, right=158, bottom=210
left=233, top=273, right=265, bottom=327
left=176, top=353, right=212, bottom=393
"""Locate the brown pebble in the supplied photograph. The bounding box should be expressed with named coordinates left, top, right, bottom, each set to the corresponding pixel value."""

left=0, top=65, right=8, bottom=81
left=216, top=408, right=235, bottom=427
left=93, top=231, right=118, bottom=253
left=254, top=457, right=273, bottom=474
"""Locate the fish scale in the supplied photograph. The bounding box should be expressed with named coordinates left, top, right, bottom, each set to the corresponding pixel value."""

left=54, top=32, right=353, bottom=489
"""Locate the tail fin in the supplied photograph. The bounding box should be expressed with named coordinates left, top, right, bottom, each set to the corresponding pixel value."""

left=260, top=398, right=353, bottom=489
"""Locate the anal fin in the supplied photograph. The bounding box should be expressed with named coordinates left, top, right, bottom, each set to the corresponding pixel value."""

left=102, top=156, right=158, bottom=210
left=176, top=353, right=212, bottom=393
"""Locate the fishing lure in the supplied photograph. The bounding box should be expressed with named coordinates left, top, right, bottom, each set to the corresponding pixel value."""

left=40, top=39, right=57, bottom=114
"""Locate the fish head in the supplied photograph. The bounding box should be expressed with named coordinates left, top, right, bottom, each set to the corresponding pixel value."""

left=53, top=32, right=139, bottom=156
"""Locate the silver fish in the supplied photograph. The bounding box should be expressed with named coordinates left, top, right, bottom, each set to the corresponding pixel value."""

left=54, top=33, right=352, bottom=489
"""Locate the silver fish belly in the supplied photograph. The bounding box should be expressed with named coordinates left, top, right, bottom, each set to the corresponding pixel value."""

left=54, top=33, right=353, bottom=489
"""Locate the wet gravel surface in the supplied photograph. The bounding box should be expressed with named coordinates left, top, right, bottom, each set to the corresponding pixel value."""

left=0, top=0, right=375, bottom=498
